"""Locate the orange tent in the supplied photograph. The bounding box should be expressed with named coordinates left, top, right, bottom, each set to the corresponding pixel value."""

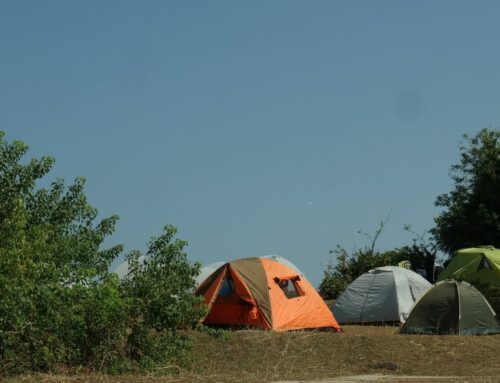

left=195, top=257, right=341, bottom=331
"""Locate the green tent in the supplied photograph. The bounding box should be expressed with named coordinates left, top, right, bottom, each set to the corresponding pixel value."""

left=437, top=246, right=500, bottom=284
left=400, top=280, right=500, bottom=335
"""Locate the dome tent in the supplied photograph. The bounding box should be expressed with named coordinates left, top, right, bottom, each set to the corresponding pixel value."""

left=196, top=256, right=341, bottom=331
left=400, top=280, right=500, bottom=335
left=331, top=266, right=431, bottom=324
left=437, top=246, right=500, bottom=285
left=195, top=255, right=303, bottom=288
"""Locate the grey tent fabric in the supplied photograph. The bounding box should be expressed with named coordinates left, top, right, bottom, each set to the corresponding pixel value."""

left=401, top=280, right=500, bottom=335
left=331, top=266, right=431, bottom=323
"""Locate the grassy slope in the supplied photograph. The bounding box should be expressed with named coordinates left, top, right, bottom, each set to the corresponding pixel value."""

left=187, top=326, right=499, bottom=382
left=7, top=326, right=500, bottom=382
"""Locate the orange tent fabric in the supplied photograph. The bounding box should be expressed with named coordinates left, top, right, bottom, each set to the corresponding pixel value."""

left=195, top=257, right=341, bottom=332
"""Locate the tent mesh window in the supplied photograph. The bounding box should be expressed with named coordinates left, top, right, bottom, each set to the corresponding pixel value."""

left=218, top=276, right=234, bottom=297
left=275, top=277, right=304, bottom=299
left=477, top=256, right=493, bottom=270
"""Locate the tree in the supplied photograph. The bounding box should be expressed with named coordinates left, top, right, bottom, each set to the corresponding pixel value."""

left=0, top=131, right=124, bottom=372
left=432, top=128, right=500, bottom=254
left=0, top=131, right=205, bottom=374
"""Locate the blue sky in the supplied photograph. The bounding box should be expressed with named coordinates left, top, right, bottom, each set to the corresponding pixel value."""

left=2, top=1, right=500, bottom=284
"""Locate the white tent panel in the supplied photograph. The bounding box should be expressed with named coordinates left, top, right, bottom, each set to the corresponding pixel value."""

left=331, top=266, right=431, bottom=324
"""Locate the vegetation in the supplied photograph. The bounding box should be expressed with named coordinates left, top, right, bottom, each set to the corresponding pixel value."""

left=0, top=132, right=205, bottom=375
left=432, top=128, right=500, bottom=253
left=121, top=226, right=207, bottom=371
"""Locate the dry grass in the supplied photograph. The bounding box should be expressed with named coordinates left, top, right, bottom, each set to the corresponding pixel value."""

left=5, top=326, right=500, bottom=382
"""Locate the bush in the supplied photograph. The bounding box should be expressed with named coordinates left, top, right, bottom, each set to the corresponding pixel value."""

left=0, top=131, right=206, bottom=375
left=121, top=226, right=207, bottom=370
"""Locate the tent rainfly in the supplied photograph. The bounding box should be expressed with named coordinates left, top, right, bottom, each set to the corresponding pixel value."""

left=195, top=257, right=341, bottom=331
left=438, top=246, right=500, bottom=285
left=400, top=280, right=500, bottom=335
left=195, top=255, right=302, bottom=288
left=331, top=266, right=432, bottom=324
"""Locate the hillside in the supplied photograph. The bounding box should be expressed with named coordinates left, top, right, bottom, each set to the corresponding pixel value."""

left=7, top=326, right=500, bottom=382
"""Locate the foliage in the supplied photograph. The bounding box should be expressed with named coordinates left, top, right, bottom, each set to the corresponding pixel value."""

left=432, top=128, right=500, bottom=254
left=0, top=131, right=205, bottom=375
left=121, top=226, right=207, bottom=370
left=0, top=131, right=121, bottom=373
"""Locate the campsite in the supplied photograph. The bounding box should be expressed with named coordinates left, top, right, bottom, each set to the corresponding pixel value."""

left=3, top=2, right=500, bottom=383
left=2, top=84, right=500, bottom=383
left=5, top=248, right=500, bottom=382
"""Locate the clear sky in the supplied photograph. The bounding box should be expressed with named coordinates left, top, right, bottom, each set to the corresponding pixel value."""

left=2, top=1, right=500, bottom=285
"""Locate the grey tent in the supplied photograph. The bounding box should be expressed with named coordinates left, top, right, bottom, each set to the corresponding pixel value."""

left=400, top=280, right=500, bottom=335
left=331, top=266, right=431, bottom=324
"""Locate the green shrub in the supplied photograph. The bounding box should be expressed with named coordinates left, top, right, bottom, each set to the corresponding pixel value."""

left=0, top=131, right=206, bottom=375
left=121, top=226, right=208, bottom=370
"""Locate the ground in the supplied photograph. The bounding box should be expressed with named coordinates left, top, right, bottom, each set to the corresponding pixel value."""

left=5, top=326, right=500, bottom=382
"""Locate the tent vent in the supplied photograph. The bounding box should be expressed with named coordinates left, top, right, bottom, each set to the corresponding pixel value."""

left=477, top=256, right=493, bottom=270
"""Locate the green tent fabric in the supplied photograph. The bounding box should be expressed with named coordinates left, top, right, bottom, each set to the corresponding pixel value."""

left=400, top=280, right=500, bottom=335
left=437, top=246, right=500, bottom=284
